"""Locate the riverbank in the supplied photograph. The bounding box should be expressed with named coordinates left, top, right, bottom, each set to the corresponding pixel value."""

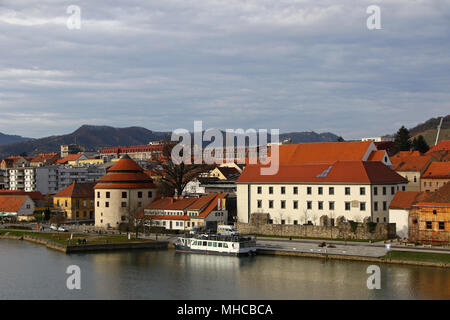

left=0, top=229, right=168, bottom=253
left=257, top=248, right=450, bottom=268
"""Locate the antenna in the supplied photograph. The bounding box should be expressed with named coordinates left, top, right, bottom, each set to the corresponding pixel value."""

left=435, top=117, right=443, bottom=146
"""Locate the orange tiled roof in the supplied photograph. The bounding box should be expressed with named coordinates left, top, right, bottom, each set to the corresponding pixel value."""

left=94, top=156, right=156, bottom=190
left=275, top=141, right=373, bottom=164
left=55, top=181, right=95, bottom=198
left=0, top=195, right=30, bottom=213
left=427, top=140, right=450, bottom=154
left=391, top=153, right=432, bottom=172
left=422, top=162, right=450, bottom=179
left=0, top=190, right=44, bottom=201
left=367, top=150, right=387, bottom=162
left=101, top=145, right=164, bottom=155
left=237, top=161, right=407, bottom=184
left=56, top=153, right=83, bottom=164
left=30, top=153, right=59, bottom=164
left=389, top=191, right=421, bottom=210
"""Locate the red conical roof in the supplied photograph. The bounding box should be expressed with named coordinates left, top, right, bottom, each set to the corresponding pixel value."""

left=95, top=156, right=156, bottom=190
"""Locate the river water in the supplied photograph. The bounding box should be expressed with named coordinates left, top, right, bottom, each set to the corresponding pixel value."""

left=0, top=240, right=448, bottom=300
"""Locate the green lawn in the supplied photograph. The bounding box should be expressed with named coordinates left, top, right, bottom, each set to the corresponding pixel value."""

left=386, top=250, right=450, bottom=264
left=0, top=229, right=153, bottom=246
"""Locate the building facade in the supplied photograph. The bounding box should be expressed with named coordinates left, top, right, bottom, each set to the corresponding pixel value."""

left=94, top=155, right=157, bottom=228
left=421, top=162, right=450, bottom=192
left=53, top=182, right=95, bottom=220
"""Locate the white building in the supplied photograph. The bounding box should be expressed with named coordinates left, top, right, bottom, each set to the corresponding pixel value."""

left=237, top=161, right=408, bottom=225
left=389, top=191, right=423, bottom=238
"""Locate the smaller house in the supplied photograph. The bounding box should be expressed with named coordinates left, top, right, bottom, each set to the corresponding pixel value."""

left=142, top=193, right=228, bottom=231
left=0, top=195, right=35, bottom=221
left=30, top=153, right=60, bottom=167
left=55, top=153, right=88, bottom=165
left=409, top=183, right=450, bottom=244
left=53, top=181, right=95, bottom=220
left=391, top=152, right=433, bottom=191
left=389, top=191, right=426, bottom=238
left=421, top=162, right=450, bottom=192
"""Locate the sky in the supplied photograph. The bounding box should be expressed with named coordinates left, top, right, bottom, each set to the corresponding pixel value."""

left=0, top=0, right=449, bottom=139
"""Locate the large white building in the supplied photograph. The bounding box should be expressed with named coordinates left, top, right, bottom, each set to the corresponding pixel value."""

left=6, top=165, right=105, bottom=194
left=237, top=161, right=408, bottom=225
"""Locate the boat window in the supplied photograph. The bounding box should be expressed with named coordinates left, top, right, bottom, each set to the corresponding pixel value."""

left=192, top=241, right=197, bottom=245
left=208, top=242, right=212, bottom=247
left=224, top=243, right=228, bottom=248
left=218, top=243, right=223, bottom=248
left=203, top=241, right=207, bottom=246
left=213, top=242, right=218, bottom=247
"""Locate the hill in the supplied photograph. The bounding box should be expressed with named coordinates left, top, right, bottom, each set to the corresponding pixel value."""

left=408, top=115, right=450, bottom=146
left=0, top=125, right=341, bottom=159
left=0, top=132, right=32, bottom=146
left=0, top=125, right=169, bottom=158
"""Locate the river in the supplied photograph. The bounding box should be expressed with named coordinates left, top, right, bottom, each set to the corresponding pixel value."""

left=0, top=240, right=448, bottom=300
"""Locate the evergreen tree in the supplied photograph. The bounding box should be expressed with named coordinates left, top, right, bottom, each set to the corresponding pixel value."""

left=412, top=135, right=430, bottom=154
left=393, top=126, right=411, bottom=154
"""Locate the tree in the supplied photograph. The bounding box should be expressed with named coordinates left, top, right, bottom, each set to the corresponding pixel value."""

left=126, top=202, right=144, bottom=239
left=412, top=135, right=430, bottom=154
left=393, top=126, right=411, bottom=154
left=336, top=136, right=345, bottom=142
left=154, top=139, right=214, bottom=196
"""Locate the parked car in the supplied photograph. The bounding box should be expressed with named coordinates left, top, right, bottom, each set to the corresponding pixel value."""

left=58, top=226, right=68, bottom=232
left=50, top=224, right=58, bottom=231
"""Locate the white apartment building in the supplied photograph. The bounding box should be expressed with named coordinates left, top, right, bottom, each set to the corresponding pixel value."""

left=6, top=165, right=105, bottom=194
left=237, top=161, right=408, bottom=225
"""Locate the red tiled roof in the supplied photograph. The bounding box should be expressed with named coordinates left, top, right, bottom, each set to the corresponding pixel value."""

left=367, top=150, right=387, bottom=162
left=94, top=156, right=156, bottom=190
left=422, top=162, right=450, bottom=179
left=237, top=161, right=407, bottom=184
left=427, top=140, right=450, bottom=154
left=414, top=182, right=450, bottom=205
left=55, top=182, right=95, bottom=198
left=391, top=153, right=432, bottom=172
left=0, top=190, right=44, bottom=201
left=0, top=195, right=30, bottom=213
left=389, top=191, right=421, bottom=210
left=101, top=145, right=164, bottom=155
left=275, top=141, right=373, bottom=164
left=30, top=153, right=59, bottom=164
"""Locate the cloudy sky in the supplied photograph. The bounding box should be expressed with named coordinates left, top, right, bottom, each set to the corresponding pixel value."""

left=0, top=0, right=449, bottom=139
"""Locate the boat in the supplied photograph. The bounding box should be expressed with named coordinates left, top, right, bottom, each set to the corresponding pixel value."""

left=173, top=232, right=257, bottom=256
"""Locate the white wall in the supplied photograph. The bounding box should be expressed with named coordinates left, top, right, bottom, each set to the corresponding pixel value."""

left=389, top=208, right=409, bottom=238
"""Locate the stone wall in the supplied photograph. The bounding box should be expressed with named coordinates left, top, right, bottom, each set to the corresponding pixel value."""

left=237, top=213, right=396, bottom=240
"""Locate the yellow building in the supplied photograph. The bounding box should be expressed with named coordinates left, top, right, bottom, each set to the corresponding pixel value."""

left=53, top=181, right=96, bottom=220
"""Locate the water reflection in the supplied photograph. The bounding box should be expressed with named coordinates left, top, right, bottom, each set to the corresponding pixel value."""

left=0, top=241, right=449, bottom=300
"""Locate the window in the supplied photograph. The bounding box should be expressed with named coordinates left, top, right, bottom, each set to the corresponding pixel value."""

left=106, top=192, right=110, bottom=198
left=383, top=217, right=387, bottom=222
left=293, top=200, right=298, bottom=209
left=281, top=220, right=285, bottom=225
left=426, top=221, right=432, bottom=230
left=374, top=187, right=378, bottom=196
left=345, top=187, right=351, bottom=195
left=268, top=219, right=273, bottom=224
left=257, top=200, right=262, bottom=208
left=105, top=202, right=109, bottom=208
left=293, top=187, right=298, bottom=194
left=97, top=201, right=99, bottom=207
left=329, top=201, right=335, bottom=210
left=148, top=191, right=153, bottom=198
left=318, top=201, right=323, bottom=210
left=439, top=222, right=445, bottom=230
left=329, top=187, right=334, bottom=195
left=345, top=202, right=351, bottom=211
left=318, top=187, right=323, bottom=195
left=383, top=201, right=387, bottom=211
left=269, top=186, right=273, bottom=194
left=433, top=210, right=437, bottom=215
left=294, top=220, right=298, bottom=225
left=122, top=192, right=127, bottom=199
left=97, top=192, right=100, bottom=198
left=281, top=200, right=286, bottom=209
left=307, top=187, right=312, bottom=195
left=402, top=186, right=406, bottom=191
left=360, top=202, right=366, bottom=211
left=257, top=186, right=262, bottom=194
left=307, top=201, right=312, bottom=210
left=360, top=187, right=365, bottom=195
left=414, top=176, right=417, bottom=183
left=374, top=202, right=378, bottom=211
left=281, top=187, right=286, bottom=194
left=382, top=187, right=386, bottom=195
left=391, top=187, right=395, bottom=195
left=121, top=202, right=127, bottom=208
left=138, top=192, right=143, bottom=198
left=269, top=200, right=274, bottom=209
